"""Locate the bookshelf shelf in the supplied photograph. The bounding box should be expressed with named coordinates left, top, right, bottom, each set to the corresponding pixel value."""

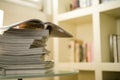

left=101, top=63, right=120, bottom=71
left=58, top=0, right=120, bottom=23
left=57, top=63, right=120, bottom=72
left=100, top=7, right=120, bottom=19
left=100, top=7, right=120, bottom=63
left=58, top=7, right=93, bottom=22
left=53, top=0, right=120, bottom=80
left=59, top=15, right=92, bottom=25
left=98, top=0, right=120, bottom=13
left=56, top=63, right=96, bottom=71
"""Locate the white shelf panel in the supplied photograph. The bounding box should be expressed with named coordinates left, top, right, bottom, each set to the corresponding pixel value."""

left=56, top=63, right=120, bottom=72
left=59, top=15, right=92, bottom=25
left=56, top=63, right=96, bottom=71
left=58, top=7, right=93, bottom=22
left=101, top=63, right=120, bottom=72
left=98, top=0, right=120, bottom=13
left=74, top=63, right=96, bottom=71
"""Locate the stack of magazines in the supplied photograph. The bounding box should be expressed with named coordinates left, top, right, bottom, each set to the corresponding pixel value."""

left=0, top=19, right=72, bottom=76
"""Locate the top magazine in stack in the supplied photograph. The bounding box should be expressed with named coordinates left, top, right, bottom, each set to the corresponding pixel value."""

left=0, top=19, right=72, bottom=76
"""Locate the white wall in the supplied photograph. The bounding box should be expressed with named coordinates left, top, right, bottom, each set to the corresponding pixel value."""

left=0, top=9, right=3, bottom=34
left=76, top=22, right=93, bottom=44
left=0, top=9, right=3, bottom=26
left=117, top=19, right=120, bottom=36
left=0, top=1, right=49, bottom=26
left=43, top=0, right=52, bottom=15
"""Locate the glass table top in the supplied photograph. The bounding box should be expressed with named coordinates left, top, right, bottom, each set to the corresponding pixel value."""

left=0, top=70, right=79, bottom=79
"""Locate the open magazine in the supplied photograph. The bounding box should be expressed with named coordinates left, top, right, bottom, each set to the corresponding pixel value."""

left=0, top=19, right=73, bottom=37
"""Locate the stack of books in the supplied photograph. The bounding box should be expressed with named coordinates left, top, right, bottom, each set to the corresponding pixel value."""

left=110, top=34, right=120, bottom=63
left=0, top=19, right=72, bottom=76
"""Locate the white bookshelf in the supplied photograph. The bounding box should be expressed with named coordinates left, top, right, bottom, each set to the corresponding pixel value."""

left=52, top=0, right=120, bottom=80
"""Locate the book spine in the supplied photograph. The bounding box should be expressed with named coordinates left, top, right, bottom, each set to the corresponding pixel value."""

left=86, top=43, right=93, bottom=62
left=110, top=34, right=119, bottom=63
left=113, top=34, right=119, bottom=63
left=69, top=39, right=94, bottom=62
left=110, top=34, right=114, bottom=62
left=117, top=34, right=120, bottom=62
left=79, top=0, right=87, bottom=8
left=68, top=40, right=75, bottom=62
left=75, top=40, right=84, bottom=62
left=75, top=42, right=80, bottom=62
left=72, top=0, right=79, bottom=10
left=86, top=0, right=92, bottom=7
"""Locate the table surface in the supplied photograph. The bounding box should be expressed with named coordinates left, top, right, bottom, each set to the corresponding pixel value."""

left=0, top=70, right=79, bottom=79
